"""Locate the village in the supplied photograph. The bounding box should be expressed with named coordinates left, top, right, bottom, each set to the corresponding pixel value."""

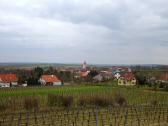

left=0, top=62, right=168, bottom=126
left=0, top=62, right=168, bottom=89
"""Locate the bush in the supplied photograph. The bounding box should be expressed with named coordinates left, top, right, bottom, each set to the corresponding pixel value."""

left=92, top=96, right=105, bottom=106
left=150, top=99, right=158, bottom=106
left=78, top=94, right=113, bottom=107
left=114, top=93, right=127, bottom=106
left=92, top=95, right=113, bottom=106
left=0, top=101, right=7, bottom=112
left=62, top=96, right=73, bottom=107
left=47, top=94, right=73, bottom=107
left=164, top=84, right=168, bottom=91
left=8, top=98, right=17, bottom=111
left=78, top=96, right=90, bottom=106
left=48, top=94, right=63, bottom=107
left=24, top=96, right=39, bottom=111
left=0, top=98, right=18, bottom=112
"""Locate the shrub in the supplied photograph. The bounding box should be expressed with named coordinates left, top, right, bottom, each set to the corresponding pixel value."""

left=78, top=94, right=113, bottom=107
left=0, top=101, right=7, bottom=112
left=78, top=95, right=90, bottom=106
left=48, top=94, right=63, bottom=107
left=114, top=93, right=127, bottom=106
left=0, top=98, right=18, bottom=112
left=164, top=84, right=168, bottom=91
left=150, top=99, right=159, bottom=106
left=24, top=96, right=39, bottom=111
left=92, top=96, right=105, bottom=106
left=62, top=96, right=73, bottom=107
left=47, top=94, right=73, bottom=107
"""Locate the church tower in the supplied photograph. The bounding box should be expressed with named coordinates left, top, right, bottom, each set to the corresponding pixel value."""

left=82, top=61, right=87, bottom=70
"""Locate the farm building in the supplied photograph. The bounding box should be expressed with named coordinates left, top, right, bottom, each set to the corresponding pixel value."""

left=80, top=71, right=90, bottom=78
left=93, top=71, right=114, bottom=82
left=0, top=74, right=18, bottom=87
left=118, top=72, right=136, bottom=86
left=112, top=66, right=132, bottom=79
left=39, top=75, right=62, bottom=86
left=93, top=74, right=104, bottom=82
left=159, top=72, right=168, bottom=83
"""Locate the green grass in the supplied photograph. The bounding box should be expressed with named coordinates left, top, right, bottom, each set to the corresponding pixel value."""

left=0, top=84, right=168, bottom=106
left=0, top=85, right=112, bottom=97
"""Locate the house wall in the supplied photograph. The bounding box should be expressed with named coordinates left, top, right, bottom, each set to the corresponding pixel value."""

left=130, top=79, right=136, bottom=85
left=11, top=82, right=18, bottom=86
left=39, top=79, right=62, bottom=86
left=39, top=79, right=46, bottom=85
left=0, top=82, right=18, bottom=87
left=53, top=82, right=62, bottom=86
left=0, top=83, right=10, bottom=87
left=93, top=75, right=103, bottom=82
left=118, top=78, right=136, bottom=86
left=118, top=79, right=124, bottom=85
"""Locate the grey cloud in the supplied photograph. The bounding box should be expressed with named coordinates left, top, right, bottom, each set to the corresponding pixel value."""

left=0, top=0, right=168, bottom=64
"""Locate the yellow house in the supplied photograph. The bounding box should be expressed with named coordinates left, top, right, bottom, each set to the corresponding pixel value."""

left=118, top=73, right=136, bottom=86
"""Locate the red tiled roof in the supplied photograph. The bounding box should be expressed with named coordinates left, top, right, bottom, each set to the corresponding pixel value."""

left=80, top=71, right=89, bottom=77
left=80, top=72, right=87, bottom=77
left=160, top=72, right=168, bottom=81
left=112, top=66, right=131, bottom=72
left=41, top=75, right=61, bottom=83
left=122, top=72, right=135, bottom=81
left=0, top=74, right=18, bottom=83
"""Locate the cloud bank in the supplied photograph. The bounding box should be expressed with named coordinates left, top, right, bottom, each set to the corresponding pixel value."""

left=0, top=0, right=168, bottom=64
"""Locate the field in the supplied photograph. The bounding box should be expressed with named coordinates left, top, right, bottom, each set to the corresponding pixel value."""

left=0, top=84, right=168, bottom=126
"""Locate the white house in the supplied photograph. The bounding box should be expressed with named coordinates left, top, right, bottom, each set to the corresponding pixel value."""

left=0, top=74, right=18, bottom=87
left=39, top=75, right=62, bottom=86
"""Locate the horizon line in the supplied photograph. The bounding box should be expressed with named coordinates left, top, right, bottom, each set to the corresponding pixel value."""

left=0, top=62, right=168, bottom=66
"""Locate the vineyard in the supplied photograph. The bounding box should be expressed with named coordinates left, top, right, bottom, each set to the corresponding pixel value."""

left=0, top=85, right=168, bottom=126
left=0, top=106, right=168, bottom=126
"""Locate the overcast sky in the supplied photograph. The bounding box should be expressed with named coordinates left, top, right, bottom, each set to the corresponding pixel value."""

left=0, top=0, right=168, bottom=64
